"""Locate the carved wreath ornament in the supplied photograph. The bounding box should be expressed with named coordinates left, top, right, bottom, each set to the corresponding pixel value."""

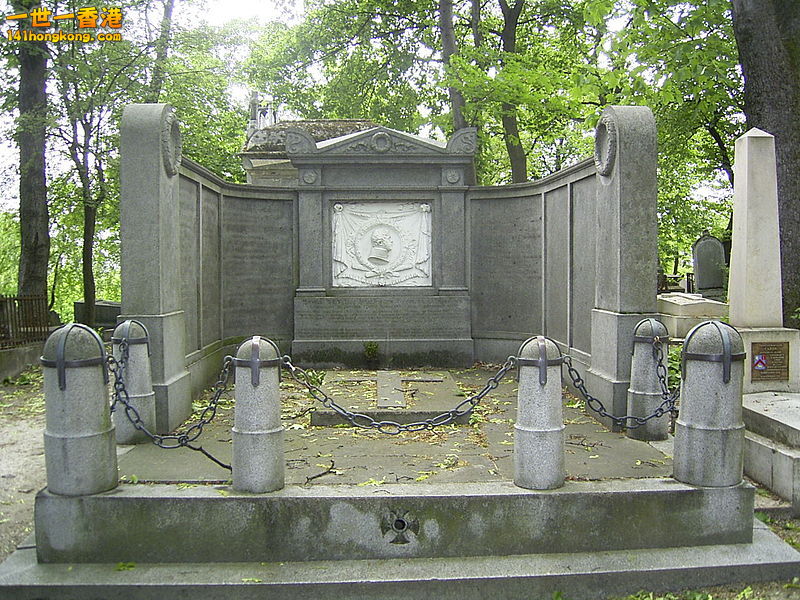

left=593, top=114, right=617, bottom=177
left=161, top=108, right=182, bottom=177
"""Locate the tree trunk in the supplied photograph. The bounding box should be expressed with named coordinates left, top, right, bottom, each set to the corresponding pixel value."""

left=81, top=203, right=97, bottom=329
left=147, top=0, right=176, bottom=102
left=13, top=0, right=49, bottom=300
left=499, top=0, right=527, bottom=182
left=730, top=0, right=800, bottom=328
left=439, top=0, right=467, bottom=131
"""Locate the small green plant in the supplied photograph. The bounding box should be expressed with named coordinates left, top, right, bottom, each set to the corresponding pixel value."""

left=667, top=345, right=682, bottom=390
left=363, top=341, right=380, bottom=366
left=303, top=369, right=326, bottom=388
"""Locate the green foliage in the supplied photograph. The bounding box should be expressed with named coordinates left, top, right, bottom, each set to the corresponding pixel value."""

left=0, top=211, right=20, bottom=296
left=162, top=23, right=249, bottom=181
left=667, top=345, right=682, bottom=390
left=363, top=341, right=380, bottom=362
left=302, top=368, right=326, bottom=388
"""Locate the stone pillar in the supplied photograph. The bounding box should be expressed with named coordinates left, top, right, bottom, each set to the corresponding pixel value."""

left=626, top=318, right=670, bottom=441
left=120, top=103, right=192, bottom=432
left=728, top=128, right=800, bottom=393
left=232, top=336, right=284, bottom=493
left=41, top=324, right=118, bottom=496
left=111, top=320, right=156, bottom=444
left=514, top=336, right=565, bottom=490
left=673, top=321, right=745, bottom=487
left=587, top=106, right=660, bottom=429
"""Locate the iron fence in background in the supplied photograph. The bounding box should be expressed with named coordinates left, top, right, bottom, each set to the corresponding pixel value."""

left=0, top=295, right=50, bottom=349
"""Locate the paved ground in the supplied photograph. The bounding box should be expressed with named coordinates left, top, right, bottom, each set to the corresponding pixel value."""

left=1, top=364, right=797, bottom=600
left=117, top=365, right=677, bottom=485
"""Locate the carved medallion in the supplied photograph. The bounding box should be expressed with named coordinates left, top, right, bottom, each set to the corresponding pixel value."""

left=332, top=202, right=432, bottom=287
left=594, top=114, right=617, bottom=177
left=161, top=108, right=182, bottom=178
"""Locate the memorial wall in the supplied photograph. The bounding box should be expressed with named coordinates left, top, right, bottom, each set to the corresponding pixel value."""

left=121, top=104, right=656, bottom=430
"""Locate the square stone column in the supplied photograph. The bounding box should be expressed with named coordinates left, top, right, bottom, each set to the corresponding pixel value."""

left=586, top=106, right=659, bottom=428
left=120, top=104, right=192, bottom=432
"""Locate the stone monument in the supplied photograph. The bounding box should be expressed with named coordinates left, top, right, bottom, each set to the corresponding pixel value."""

left=586, top=106, right=660, bottom=427
left=286, top=125, right=477, bottom=366
left=728, top=128, right=800, bottom=514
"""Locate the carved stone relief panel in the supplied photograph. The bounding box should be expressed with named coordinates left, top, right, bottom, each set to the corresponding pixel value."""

left=331, top=201, right=432, bottom=287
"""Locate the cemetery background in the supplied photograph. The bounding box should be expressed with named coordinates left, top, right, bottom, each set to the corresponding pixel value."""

left=0, top=0, right=796, bottom=596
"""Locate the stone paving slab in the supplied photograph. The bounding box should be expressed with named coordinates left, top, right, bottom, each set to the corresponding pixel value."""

left=310, top=370, right=470, bottom=426
left=117, top=367, right=674, bottom=485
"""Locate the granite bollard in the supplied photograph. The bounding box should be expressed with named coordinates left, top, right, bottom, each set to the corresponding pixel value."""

left=232, top=336, right=284, bottom=493
left=514, top=336, right=565, bottom=490
left=626, top=318, right=670, bottom=441
left=673, top=321, right=746, bottom=487
left=111, top=320, right=156, bottom=444
left=41, top=323, right=118, bottom=496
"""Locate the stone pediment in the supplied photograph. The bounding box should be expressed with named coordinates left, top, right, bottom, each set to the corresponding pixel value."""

left=285, top=126, right=477, bottom=158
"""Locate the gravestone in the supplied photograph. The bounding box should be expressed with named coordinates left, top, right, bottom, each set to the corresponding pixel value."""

left=692, top=231, right=726, bottom=301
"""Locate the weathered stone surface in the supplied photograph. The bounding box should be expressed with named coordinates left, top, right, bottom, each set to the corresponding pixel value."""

left=32, top=480, right=754, bottom=564
left=627, top=318, right=670, bottom=441
left=232, top=337, right=284, bottom=494
left=728, top=129, right=783, bottom=328
left=692, top=232, right=726, bottom=296
left=674, top=321, right=745, bottom=487
left=514, top=336, right=565, bottom=490
left=112, top=320, right=156, bottom=444
left=41, top=324, right=118, bottom=496
left=120, top=104, right=192, bottom=431
left=4, top=521, right=799, bottom=600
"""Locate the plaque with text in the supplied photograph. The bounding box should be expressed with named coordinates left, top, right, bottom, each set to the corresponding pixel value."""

left=751, top=342, right=789, bottom=381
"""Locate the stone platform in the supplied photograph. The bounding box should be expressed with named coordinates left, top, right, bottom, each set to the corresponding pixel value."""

left=744, top=391, right=800, bottom=513
left=1, top=367, right=798, bottom=599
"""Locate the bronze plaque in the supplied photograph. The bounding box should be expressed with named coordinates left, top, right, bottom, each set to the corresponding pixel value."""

left=751, top=342, right=790, bottom=381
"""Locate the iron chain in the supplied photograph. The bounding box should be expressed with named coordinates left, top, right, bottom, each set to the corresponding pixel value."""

left=108, top=338, right=233, bottom=470
left=281, top=354, right=517, bottom=434
left=562, top=336, right=679, bottom=430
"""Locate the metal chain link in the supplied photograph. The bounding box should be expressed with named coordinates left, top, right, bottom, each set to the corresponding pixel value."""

left=281, top=354, right=517, bottom=434
left=108, top=338, right=234, bottom=470
left=562, top=336, right=679, bottom=430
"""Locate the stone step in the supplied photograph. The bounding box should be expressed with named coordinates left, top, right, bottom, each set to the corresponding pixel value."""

left=745, top=429, right=800, bottom=513
left=1, top=521, right=797, bottom=600
left=33, top=479, right=753, bottom=564
left=743, top=392, right=800, bottom=448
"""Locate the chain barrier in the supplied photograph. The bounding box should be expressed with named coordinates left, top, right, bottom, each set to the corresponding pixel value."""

left=562, top=336, right=679, bottom=430
left=108, top=338, right=234, bottom=470
left=281, top=354, right=517, bottom=435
